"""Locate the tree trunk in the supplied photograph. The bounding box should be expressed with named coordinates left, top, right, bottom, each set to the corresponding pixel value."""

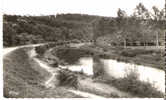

left=156, top=32, right=159, bottom=48
left=93, top=38, right=97, bottom=46
left=123, top=39, right=126, bottom=48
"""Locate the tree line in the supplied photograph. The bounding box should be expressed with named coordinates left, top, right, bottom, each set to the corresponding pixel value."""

left=3, top=3, right=166, bottom=47
left=93, top=3, right=165, bottom=47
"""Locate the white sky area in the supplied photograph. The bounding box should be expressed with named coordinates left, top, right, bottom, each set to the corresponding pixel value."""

left=2, top=0, right=165, bottom=17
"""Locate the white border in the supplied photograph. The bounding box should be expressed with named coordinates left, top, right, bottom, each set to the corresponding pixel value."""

left=0, top=0, right=165, bottom=99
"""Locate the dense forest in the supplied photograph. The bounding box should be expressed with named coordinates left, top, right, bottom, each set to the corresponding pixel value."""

left=3, top=3, right=166, bottom=47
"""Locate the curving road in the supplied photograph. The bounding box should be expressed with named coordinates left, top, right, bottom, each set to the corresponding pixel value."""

left=3, top=43, right=46, bottom=56
left=3, top=43, right=133, bottom=98
left=3, top=43, right=106, bottom=98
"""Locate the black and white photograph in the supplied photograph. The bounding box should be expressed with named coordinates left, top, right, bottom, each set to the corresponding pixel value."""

left=1, top=0, right=166, bottom=98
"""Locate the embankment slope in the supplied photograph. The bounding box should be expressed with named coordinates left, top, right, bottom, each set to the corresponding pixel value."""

left=3, top=48, right=81, bottom=98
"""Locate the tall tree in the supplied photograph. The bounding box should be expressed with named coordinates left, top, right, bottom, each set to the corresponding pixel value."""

left=133, top=3, right=151, bottom=19
left=152, top=6, right=165, bottom=21
left=91, top=17, right=102, bottom=45
left=117, top=8, right=128, bottom=48
left=117, top=8, right=127, bottom=18
left=152, top=6, right=161, bottom=20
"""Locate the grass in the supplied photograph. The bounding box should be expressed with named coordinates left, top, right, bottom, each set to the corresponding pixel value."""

left=120, top=48, right=154, bottom=57
left=33, top=43, right=164, bottom=98
left=117, top=49, right=164, bottom=69
left=55, top=47, right=92, bottom=65
left=78, top=84, right=120, bottom=98
left=35, top=44, right=164, bottom=98
left=58, top=69, right=121, bottom=98
left=99, top=69, right=164, bottom=98
left=3, top=48, right=82, bottom=98
left=41, top=43, right=164, bottom=70
left=81, top=44, right=164, bottom=70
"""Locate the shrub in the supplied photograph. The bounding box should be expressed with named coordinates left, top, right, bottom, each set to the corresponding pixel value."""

left=56, top=48, right=92, bottom=65
left=98, top=53, right=111, bottom=59
left=121, top=73, right=163, bottom=97
left=120, top=49, right=154, bottom=57
left=120, top=50, right=136, bottom=57
left=57, top=69, right=79, bottom=89
left=50, top=61, right=59, bottom=67
left=106, top=68, right=164, bottom=97
left=35, top=42, right=58, bottom=57
left=35, top=45, right=48, bottom=56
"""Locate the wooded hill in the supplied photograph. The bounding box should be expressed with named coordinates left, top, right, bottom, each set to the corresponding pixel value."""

left=3, top=3, right=166, bottom=47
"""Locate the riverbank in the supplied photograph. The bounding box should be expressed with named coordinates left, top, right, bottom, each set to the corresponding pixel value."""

left=37, top=45, right=163, bottom=97
left=79, top=44, right=164, bottom=70
left=34, top=41, right=164, bottom=70
left=34, top=49, right=133, bottom=98
left=3, top=48, right=83, bottom=98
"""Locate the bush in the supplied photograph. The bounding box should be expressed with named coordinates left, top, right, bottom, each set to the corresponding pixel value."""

left=35, top=42, right=58, bottom=57
left=35, top=45, right=48, bottom=56
left=106, top=68, right=164, bottom=97
left=120, top=50, right=136, bottom=57
left=121, top=72, right=163, bottom=97
left=56, top=48, right=92, bottom=65
left=57, top=69, right=79, bottom=89
left=120, top=49, right=154, bottom=57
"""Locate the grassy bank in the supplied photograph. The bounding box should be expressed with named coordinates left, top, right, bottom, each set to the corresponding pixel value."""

left=80, top=45, right=164, bottom=70
left=55, top=69, right=129, bottom=98
left=95, top=70, right=164, bottom=98
left=3, top=48, right=82, bottom=98
left=33, top=44, right=164, bottom=98
left=55, top=47, right=92, bottom=65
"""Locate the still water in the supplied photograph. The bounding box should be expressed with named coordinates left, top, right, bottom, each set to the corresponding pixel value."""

left=59, top=57, right=94, bottom=76
left=60, top=57, right=164, bottom=93
left=100, top=59, right=165, bottom=93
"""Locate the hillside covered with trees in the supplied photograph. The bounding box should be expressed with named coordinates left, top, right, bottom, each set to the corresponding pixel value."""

left=3, top=3, right=166, bottom=47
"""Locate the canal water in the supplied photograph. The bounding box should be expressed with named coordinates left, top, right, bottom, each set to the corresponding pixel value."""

left=61, top=57, right=164, bottom=93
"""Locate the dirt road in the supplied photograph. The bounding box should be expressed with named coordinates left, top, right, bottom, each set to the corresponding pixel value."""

left=3, top=43, right=46, bottom=56
left=3, top=43, right=134, bottom=98
left=29, top=48, right=133, bottom=98
left=3, top=44, right=105, bottom=98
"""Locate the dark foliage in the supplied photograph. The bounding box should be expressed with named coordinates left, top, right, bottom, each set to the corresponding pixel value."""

left=55, top=48, right=92, bottom=65
left=57, top=69, right=79, bottom=89
left=3, top=12, right=165, bottom=47
left=35, top=45, right=49, bottom=56
left=120, top=49, right=154, bottom=57
left=105, top=71, right=164, bottom=97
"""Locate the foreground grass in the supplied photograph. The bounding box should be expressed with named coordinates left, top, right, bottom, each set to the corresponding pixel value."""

left=95, top=72, right=164, bottom=98
left=53, top=69, right=131, bottom=98
left=3, top=48, right=82, bottom=98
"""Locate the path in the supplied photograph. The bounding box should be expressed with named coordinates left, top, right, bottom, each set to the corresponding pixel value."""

left=29, top=48, right=133, bottom=98
left=3, top=43, right=106, bottom=98
left=3, top=43, right=46, bottom=56
left=31, top=51, right=105, bottom=98
left=3, top=43, right=133, bottom=98
left=79, top=78, right=133, bottom=97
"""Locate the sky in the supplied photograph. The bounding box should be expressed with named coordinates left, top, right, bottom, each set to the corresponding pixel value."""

left=2, top=0, right=165, bottom=17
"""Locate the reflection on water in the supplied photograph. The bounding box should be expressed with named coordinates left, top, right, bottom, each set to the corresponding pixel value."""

left=59, top=56, right=164, bottom=93
left=59, top=57, right=93, bottom=76
left=100, top=59, right=165, bottom=93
